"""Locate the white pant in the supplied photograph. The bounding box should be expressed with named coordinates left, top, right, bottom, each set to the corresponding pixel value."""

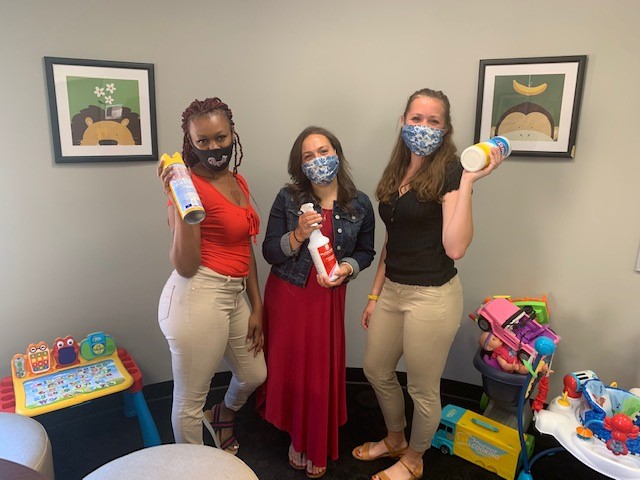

left=158, top=266, right=267, bottom=444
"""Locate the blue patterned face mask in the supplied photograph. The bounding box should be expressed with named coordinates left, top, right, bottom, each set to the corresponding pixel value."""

left=301, top=155, right=340, bottom=185
left=401, top=124, right=445, bottom=157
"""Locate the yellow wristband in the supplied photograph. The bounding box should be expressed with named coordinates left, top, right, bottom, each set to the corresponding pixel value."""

left=367, top=294, right=379, bottom=301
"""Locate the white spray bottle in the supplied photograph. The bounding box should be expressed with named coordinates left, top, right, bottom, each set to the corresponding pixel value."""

left=300, top=203, right=339, bottom=281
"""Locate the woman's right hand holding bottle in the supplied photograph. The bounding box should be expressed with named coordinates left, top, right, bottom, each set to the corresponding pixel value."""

left=157, top=160, right=178, bottom=196
left=295, top=211, right=323, bottom=241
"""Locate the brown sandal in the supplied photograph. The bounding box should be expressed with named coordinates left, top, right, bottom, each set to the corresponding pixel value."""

left=372, top=458, right=423, bottom=480
left=288, top=443, right=306, bottom=471
left=306, top=464, right=327, bottom=479
left=352, top=438, right=408, bottom=461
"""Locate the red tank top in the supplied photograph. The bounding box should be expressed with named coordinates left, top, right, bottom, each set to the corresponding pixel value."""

left=169, top=172, right=259, bottom=277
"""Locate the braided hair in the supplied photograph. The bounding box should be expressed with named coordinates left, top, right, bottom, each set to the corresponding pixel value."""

left=180, top=97, right=244, bottom=173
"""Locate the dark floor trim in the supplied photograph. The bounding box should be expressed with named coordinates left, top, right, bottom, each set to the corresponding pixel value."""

left=141, top=371, right=233, bottom=403
left=37, top=369, right=482, bottom=430
left=147, top=369, right=484, bottom=406
left=144, top=369, right=482, bottom=404
left=346, top=367, right=484, bottom=403
left=140, top=371, right=520, bottom=424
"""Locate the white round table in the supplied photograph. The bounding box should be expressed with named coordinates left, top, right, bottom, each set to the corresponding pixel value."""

left=83, top=444, right=258, bottom=480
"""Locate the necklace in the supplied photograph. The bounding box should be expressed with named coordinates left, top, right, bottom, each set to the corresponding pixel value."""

left=230, top=181, right=242, bottom=205
left=321, top=207, right=332, bottom=222
left=223, top=173, right=241, bottom=206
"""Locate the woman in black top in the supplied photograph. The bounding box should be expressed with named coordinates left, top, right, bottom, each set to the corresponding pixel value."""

left=352, top=88, right=504, bottom=480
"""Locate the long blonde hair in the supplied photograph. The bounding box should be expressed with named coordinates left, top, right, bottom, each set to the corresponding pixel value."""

left=376, top=88, right=458, bottom=203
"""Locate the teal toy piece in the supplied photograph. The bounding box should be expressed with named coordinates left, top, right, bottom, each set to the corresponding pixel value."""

left=80, top=332, right=116, bottom=360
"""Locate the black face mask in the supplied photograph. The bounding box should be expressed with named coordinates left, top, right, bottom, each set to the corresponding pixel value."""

left=192, top=142, right=234, bottom=173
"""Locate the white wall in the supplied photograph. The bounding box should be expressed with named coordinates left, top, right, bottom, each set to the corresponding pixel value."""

left=1, top=1, right=638, bottom=397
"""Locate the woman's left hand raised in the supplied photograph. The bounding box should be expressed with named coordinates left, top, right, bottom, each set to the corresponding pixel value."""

left=316, top=262, right=352, bottom=288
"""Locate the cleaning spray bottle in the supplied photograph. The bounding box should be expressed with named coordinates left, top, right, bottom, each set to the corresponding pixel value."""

left=160, top=152, right=206, bottom=224
left=300, top=203, right=339, bottom=281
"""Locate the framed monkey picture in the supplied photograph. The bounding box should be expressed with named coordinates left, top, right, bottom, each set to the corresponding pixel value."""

left=474, top=55, right=587, bottom=158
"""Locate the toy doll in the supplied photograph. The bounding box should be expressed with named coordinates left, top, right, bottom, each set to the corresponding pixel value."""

left=479, top=331, right=529, bottom=374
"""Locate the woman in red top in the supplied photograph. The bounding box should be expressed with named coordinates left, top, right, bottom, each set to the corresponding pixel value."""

left=157, top=98, right=266, bottom=453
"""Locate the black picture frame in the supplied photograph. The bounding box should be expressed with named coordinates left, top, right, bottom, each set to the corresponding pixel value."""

left=44, top=57, right=158, bottom=163
left=474, top=55, right=587, bottom=157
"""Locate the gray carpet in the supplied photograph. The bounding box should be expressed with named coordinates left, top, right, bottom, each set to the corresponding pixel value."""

left=36, top=378, right=609, bottom=479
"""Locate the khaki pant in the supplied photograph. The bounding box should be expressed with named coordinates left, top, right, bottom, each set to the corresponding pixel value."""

left=158, top=266, right=267, bottom=444
left=363, top=275, right=463, bottom=452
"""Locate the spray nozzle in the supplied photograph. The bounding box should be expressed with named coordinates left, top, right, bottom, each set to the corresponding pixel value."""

left=300, top=203, right=319, bottom=227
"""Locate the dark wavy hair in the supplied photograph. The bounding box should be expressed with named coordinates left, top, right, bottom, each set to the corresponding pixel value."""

left=286, top=126, right=357, bottom=212
left=180, top=97, right=244, bottom=173
left=376, top=88, right=458, bottom=203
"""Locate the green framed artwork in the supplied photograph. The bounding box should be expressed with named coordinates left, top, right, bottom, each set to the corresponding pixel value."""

left=44, top=57, right=157, bottom=163
left=474, top=55, right=587, bottom=158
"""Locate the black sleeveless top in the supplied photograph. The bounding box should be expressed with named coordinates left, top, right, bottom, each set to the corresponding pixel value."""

left=379, top=160, right=464, bottom=287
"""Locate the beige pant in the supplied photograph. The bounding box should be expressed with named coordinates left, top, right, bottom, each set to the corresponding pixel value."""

left=158, top=266, right=267, bottom=444
left=363, top=275, right=463, bottom=452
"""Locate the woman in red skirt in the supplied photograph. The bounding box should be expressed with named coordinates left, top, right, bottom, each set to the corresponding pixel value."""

left=257, top=126, right=375, bottom=478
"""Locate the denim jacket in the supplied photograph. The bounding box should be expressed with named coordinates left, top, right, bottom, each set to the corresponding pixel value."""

left=262, top=187, right=376, bottom=288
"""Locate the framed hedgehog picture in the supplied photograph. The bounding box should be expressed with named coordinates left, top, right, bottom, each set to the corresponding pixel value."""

left=44, top=57, right=157, bottom=163
left=474, top=55, right=587, bottom=158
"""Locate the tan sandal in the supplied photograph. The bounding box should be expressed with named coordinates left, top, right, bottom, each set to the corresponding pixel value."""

left=288, top=443, right=306, bottom=471
left=306, top=464, right=327, bottom=479
left=352, top=438, right=408, bottom=461
left=372, top=458, right=423, bottom=480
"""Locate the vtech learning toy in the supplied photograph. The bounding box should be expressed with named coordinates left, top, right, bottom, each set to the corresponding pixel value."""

left=8, top=332, right=133, bottom=416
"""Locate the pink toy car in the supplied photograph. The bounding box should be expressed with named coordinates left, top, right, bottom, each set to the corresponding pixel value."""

left=474, top=298, right=560, bottom=363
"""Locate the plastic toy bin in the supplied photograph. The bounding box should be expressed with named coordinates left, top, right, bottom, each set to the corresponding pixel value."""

left=473, top=348, right=532, bottom=430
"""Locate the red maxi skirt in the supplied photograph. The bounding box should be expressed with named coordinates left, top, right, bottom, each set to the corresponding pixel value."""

left=256, top=260, right=347, bottom=468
